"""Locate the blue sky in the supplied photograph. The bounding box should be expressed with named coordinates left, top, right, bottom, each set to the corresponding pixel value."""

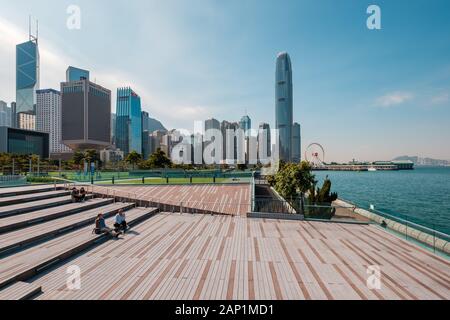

left=0, top=0, right=449, bottom=162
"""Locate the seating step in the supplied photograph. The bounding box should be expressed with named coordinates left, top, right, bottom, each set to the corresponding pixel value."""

left=0, top=194, right=94, bottom=219
left=0, top=185, right=64, bottom=198
left=0, top=281, right=42, bottom=300
left=0, top=198, right=114, bottom=234
left=0, top=202, right=135, bottom=257
left=0, top=190, right=71, bottom=207
left=0, top=207, right=159, bottom=291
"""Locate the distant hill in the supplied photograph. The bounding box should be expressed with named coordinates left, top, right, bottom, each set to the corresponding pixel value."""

left=147, top=118, right=167, bottom=133
left=393, top=156, right=450, bottom=166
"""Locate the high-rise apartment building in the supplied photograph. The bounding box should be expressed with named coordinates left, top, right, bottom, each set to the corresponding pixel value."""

left=36, top=89, right=72, bottom=155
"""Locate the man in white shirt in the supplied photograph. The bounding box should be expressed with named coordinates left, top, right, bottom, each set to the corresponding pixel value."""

left=114, top=209, right=128, bottom=233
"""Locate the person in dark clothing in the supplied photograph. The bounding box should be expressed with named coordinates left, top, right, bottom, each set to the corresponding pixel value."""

left=94, top=214, right=120, bottom=237
left=79, top=187, right=87, bottom=202
left=71, top=188, right=80, bottom=203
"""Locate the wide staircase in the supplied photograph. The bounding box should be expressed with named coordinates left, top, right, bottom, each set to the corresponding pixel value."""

left=0, top=184, right=159, bottom=300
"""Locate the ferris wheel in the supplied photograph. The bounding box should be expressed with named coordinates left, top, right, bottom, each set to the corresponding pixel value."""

left=305, top=143, right=325, bottom=167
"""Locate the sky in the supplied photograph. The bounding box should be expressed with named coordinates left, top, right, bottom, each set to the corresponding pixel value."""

left=0, top=0, right=449, bottom=163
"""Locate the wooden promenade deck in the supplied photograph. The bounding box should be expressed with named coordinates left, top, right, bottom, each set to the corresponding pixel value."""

left=0, top=184, right=448, bottom=300
left=31, top=213, right=450, bottom=300
left=106, top=184, right=251, bottom=216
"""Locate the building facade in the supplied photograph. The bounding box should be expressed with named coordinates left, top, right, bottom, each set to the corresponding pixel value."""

left=275, top=52, right=293, bottom=162
left=115, top=87, right=142, bottom=156
left=66, top=66, right=90, bottom=82
left=36, top=89, right=72, bottom=156
left=239, top=115, right=251, bottom=136
left=16, top=39, right=40, bottom=130
left=292, top=122, right=301, bottom=163
left=0, top=101, right=11, bottom=127
left=0, top=126, right=49, bottom=158
left=61, top=79, right=111, bottom=150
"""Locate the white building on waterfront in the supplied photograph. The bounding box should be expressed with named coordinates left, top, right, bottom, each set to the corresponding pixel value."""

left=36, top=89, right=72, bottom=155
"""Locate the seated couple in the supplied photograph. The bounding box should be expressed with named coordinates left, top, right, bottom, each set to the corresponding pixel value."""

left=93, top=209, right=128, bottom=238
left=71, top=187, right=87, bottom=203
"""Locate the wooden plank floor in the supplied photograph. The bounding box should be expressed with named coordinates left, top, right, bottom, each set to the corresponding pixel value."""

left=29, top=213, right=450, bottom=300
left=0, top=190, right=70, bottom=206
left=0, top=185, right=61, bottom=197
left=0, top=207, right=156, bottom=287
left=0, top=202, right=132, bottom=253
left=0, top=198, right=111, bottom=230
left=107, top=185, right=251, bottom=216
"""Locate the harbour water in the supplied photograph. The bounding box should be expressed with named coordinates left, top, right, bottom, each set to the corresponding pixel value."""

left=314, top=166, right=450, bottom=235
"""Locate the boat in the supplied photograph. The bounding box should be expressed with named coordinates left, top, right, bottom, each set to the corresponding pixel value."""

left=368, top=167, right=377, bottom=172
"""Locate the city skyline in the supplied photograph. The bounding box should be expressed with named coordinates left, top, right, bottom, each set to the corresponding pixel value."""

left=0, top=0, right=449, bottom=162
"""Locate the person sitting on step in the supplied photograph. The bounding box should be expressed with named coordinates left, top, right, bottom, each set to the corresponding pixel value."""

left=71, top=187, right=80, bottom=203
left=79, top=187, right=87, bottom=202
left=94, top=214, right=120, bottom=238
left=114, top=209, right=128, bottom=233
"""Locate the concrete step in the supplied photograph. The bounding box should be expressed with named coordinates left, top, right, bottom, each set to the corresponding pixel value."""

left=0, top=185, right=64, bottom=198
left=0, top=202, right=135, bottom=257
left=0, top=207, right=159, bottom=291
left=0, top=281, right=42, bottom=300
left=0, top=190, right=71, bottom=207
left=0, top=198, right=114, bottom=234
left=0, top=194, right=94, bottom=219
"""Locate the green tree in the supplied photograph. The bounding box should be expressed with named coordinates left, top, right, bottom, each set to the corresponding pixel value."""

left=125, top=151, right=143, bottom=170
left=272, top=161, right=316, bottom=214
left=143, top=148, right=173, bottom=169
left=307, top=176, right=338, bottom=219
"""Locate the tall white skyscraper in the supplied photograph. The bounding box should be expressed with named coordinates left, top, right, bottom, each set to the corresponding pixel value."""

left=36, top=89, right=72, bottom=155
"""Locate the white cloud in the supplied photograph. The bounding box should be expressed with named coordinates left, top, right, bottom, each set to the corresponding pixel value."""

left=375, top=91, right=414, bottom=108
left=0, top=16, right=210, bottom=130
left=430, top=92, right=449, bottom=105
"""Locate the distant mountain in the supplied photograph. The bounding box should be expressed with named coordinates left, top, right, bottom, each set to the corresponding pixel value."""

left=393, top=156, right=450, bottom=166
left=147, top=118, right=167, bottom=133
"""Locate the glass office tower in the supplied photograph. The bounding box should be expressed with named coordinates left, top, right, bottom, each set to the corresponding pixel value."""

left=66, top=66, right=90, bottom=82
left=115, top=87, right=142, bottom=156
left=239, top=115, right=251, bottom=136
left=16, top=39, right=40, bottom=130
left=292, top=122, right=301, bottom=163
left=275, top=52, right=293, bottom=162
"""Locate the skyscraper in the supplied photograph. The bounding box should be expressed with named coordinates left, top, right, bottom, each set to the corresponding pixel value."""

left=115, top=87, right=142, bottom=156
left=141, top=111, right=150, bottom=159
left=10, top=102, right=17, bottom=128
left=292, top=122, right=301, bottom=163
left=61, top=79, right=111, bottom=150
left=275, top=52, right=293, bottom=162
left=16, top=32, right=40, bottom=130
left=111, top=113, right=116, bottom=145
left=239, top=115, right=251, bottom=136
left=36, top=89, right=72, bottom=155
left=0, top=101, right=11, bottom=127
left=258, top=122, right=271, bottom=161
left=66, top=66, right=90, bottom=82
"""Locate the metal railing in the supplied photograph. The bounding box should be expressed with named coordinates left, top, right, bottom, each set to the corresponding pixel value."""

left=0, top=175, right=27, bottom=187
